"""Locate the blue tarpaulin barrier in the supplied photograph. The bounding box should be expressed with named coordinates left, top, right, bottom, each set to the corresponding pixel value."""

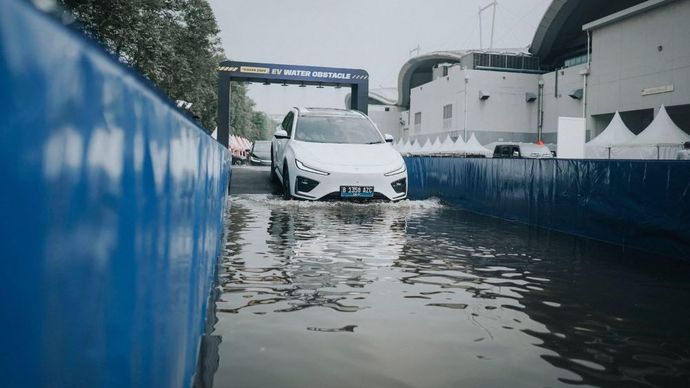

left=406, top=157, right=690, bottom=260
left=0, top=1, right=230, bottom=387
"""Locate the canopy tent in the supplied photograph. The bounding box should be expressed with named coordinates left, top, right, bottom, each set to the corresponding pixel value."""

left=612, top=105, right=690, bottom=159
left=432, top=135, right=454, bottom=155
left=464, top=134, right=492, bottom=157
left=418, top=137, right=439, bottom=155
left=585, top=111, right=636, bottom=159
left=408, top=139, right=425, bottom=155
left=437, top=136, right=467, bottom=155
left=395, top=139, right=405, bottom=153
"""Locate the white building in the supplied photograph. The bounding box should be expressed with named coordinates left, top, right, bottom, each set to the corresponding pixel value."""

left=355, top=0, right=690, bottom=146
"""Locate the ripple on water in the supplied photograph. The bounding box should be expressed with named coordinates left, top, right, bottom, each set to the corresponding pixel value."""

left=206, top=194, right=690, bottom=388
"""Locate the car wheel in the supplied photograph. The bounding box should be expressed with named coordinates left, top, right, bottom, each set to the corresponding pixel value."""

left=282, top=161, right=292, bottom=200
left=271, top=147, right=279, bottom=184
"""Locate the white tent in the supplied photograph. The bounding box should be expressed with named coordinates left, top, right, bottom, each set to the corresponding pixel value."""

left=392, top=139, right=403, bottom=151
left=408, top=139, right=425, bottom=155
left=464, top=134, right=492, bottom=157
left=419, top=137, right=440, bottom=155
left=396, top=139, right=410, bottom=154
left=438, top=136, right=467, bottom=155
left=429, top=136, right=453, bottom=155
left=585, top=111, right=636, bottom=159
left=612, top=105, right=690, bottom=159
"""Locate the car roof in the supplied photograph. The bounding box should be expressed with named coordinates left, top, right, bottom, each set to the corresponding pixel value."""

left=296, top=107, right=365, bottom=118
left=488, top=142, right=549, bottom=148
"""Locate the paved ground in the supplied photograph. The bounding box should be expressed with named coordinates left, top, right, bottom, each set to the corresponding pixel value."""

left=229, top=165, right=280, bottom=195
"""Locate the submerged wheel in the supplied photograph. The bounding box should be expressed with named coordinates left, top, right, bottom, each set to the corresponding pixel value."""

left=271, top=147, right=279, bottom=185
left=282, top=162, right=292, bottom=200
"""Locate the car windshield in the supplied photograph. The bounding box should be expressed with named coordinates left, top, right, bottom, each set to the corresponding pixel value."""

left=295, top=115, right=384, bottom=144
left=253, top=142, right=270, bottom=152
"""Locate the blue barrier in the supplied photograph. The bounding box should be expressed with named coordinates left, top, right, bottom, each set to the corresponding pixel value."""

left=0, top=1, right=230, bottom=387
left=405, top=157, right=690, bottom=260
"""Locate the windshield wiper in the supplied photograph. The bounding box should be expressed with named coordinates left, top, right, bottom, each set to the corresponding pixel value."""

left=366, top=141, right=383, bottom=144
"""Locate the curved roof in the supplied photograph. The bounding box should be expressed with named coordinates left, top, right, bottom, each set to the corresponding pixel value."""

left=396, top=50, right=468, bottom=108
left=344, top=87, right=398, bottom=108
left=369, top=88, right=398, bottom=105
left=395, top=48, right=530, bottom=108
left=531, top=0, right=647, bottom=67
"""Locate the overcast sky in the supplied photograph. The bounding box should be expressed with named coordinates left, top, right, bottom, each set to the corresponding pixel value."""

left=209, top=0, right=552, bottom=116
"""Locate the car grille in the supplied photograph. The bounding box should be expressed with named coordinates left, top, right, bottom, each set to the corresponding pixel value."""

left=320, top=192, right=390, bottom=202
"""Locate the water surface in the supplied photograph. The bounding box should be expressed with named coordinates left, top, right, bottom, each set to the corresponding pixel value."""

left=200, top=195, right=690, bottom=388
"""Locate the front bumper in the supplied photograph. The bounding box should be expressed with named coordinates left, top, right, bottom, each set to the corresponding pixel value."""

left=249, top=156, right=271, bottom=166
left=290, top=167, right=408, bottom=202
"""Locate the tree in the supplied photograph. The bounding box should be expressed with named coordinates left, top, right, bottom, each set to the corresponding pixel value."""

left=57, top=0, right=267, bottom=134
left=250, top=112, right=278, bottom=141
left=229, top=81, right=256, bottom=139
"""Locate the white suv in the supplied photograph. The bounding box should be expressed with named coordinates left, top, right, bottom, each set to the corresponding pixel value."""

left=271, top=107, right=407, bottom=201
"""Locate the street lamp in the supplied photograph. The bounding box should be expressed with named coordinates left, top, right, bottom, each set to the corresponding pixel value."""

left=463, top=73, right=470, bottom=141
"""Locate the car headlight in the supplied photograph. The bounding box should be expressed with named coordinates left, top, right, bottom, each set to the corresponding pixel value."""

left=384, top=164, right=407, bottom=177
left=295, top=159, right=330, bottom=176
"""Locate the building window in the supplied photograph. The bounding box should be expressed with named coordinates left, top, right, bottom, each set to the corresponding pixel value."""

left=564, top=54, right=588, bottom=68
left=414, top=112, right=422, bottom=133
left=443, top=104, right=453, bottom=129
left=473, top=53, right=541, bottom=72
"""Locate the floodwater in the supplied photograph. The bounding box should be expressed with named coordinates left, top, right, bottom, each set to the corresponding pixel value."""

left=197, top=195, right=690, bottom=388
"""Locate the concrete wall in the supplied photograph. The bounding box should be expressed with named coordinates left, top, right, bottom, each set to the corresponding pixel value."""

left=409, top=66, right=540, bottom=144
left=368, top=105, right=405, bottom=140
left=588, top=0, right=690, bottom=134
left=542, top=64, right=587, bottom=142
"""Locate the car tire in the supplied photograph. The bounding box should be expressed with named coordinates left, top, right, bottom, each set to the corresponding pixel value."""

left=271, top=147, right=279, bottom=185
left=282, top=161, right=292, bottom=200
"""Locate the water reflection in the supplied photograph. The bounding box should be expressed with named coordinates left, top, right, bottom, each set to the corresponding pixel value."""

left=206, top=195, right=690, bottom=388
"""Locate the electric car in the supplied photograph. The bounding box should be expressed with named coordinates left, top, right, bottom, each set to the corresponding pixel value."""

left=271, top=107, right=407, bottom=201
left=249, top=140, right=272, bottom=166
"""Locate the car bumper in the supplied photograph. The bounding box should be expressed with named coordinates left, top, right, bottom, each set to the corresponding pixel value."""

left=249, top=157, right=271, bottom=166
left=289, top=169, right=408, bottom=202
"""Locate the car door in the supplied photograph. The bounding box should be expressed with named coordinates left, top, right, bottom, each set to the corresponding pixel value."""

left=274, top=111, right=294, bottom=174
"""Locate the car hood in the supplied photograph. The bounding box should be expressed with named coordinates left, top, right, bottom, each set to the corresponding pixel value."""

left=252, top=150, right=271, bottom=159
left=292, top=141, right=403, bottom=169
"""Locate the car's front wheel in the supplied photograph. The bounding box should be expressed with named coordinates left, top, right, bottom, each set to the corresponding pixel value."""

left=270, top=147, right=280, bottom=185
left=282, top=161, right=292, bottom=200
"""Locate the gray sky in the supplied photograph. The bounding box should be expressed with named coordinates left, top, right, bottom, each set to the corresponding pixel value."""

left=209, top=0, right=552, bottom=116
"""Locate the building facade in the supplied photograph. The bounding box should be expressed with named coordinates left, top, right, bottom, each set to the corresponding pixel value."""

left=362, top=0, right=690, bottom=146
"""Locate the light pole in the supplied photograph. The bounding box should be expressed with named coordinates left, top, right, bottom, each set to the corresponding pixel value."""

left=537, top=79, right=544, bottom=143
left=479, top=1, right=498, bottom=50
left=464, top=73, right=470, bottom=141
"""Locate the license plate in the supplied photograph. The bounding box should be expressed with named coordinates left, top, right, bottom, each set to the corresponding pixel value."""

left=340, top=186, right=374, bottom=198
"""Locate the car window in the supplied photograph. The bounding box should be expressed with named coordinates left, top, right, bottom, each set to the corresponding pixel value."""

left=253, top=142, right=270, bottom=152
left=281, top=112, right=294, bottom=137
left=496, top=145, right=510, bottom=157
left=511, top=146, right=521, bottom=157
left=294, top=116, right=384, bottom=144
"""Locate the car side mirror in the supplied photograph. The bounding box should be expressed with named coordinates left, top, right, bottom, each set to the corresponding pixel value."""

left=384, top=134, right=395, bottom=143
left=512, top=150, right=520, bottom=157
left=274, top=129, right=289, bottom=139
